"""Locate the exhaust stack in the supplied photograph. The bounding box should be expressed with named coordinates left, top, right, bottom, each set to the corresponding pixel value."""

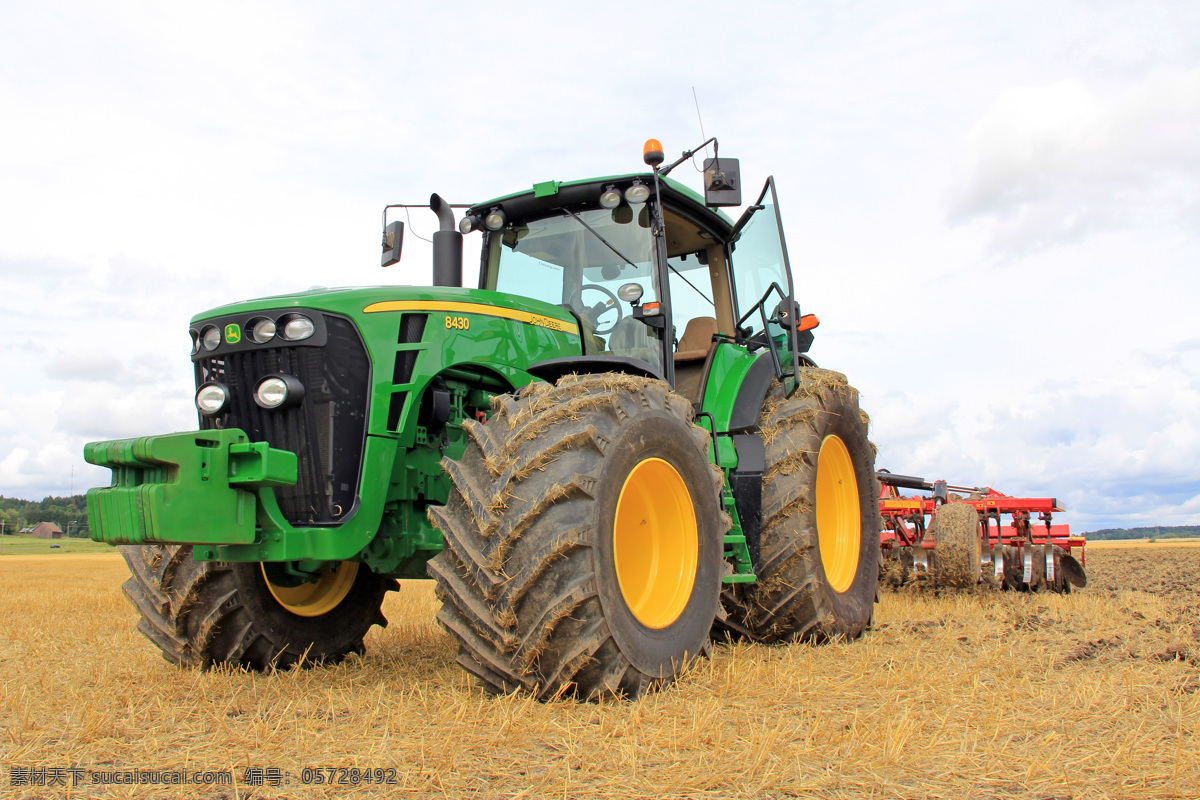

left=430, top=193, right=462, bottom=287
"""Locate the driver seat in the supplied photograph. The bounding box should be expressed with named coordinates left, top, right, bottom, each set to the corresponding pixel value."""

left=674, top=316, right=718, bottom=363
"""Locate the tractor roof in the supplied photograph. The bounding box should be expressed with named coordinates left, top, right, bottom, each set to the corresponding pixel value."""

left=469, top=173, right=736, bottom=241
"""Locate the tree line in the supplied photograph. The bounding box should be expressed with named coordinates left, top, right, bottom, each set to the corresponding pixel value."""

left=1083, top=525, right=1200, bottom=540
left=0, top=495, right=89, bottom=536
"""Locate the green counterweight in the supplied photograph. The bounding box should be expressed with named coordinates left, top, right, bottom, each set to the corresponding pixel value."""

left=85, top=430, right=297, bottom=546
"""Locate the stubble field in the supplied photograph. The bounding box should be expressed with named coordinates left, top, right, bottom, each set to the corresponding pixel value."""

left=2, top=542, right=1198, bottom=799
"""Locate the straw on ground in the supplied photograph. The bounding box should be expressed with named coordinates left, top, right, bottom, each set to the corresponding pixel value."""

left=1, top=545, right=1197, bottom=799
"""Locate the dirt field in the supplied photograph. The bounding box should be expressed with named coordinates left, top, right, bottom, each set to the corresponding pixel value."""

left=2, top=544, right=1197, bottom=799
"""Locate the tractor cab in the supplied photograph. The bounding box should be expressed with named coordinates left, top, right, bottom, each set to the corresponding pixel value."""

left=392, top=138, right=815, bottom=400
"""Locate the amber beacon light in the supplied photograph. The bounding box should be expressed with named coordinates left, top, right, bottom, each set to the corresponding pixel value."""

left=642, top=138, right=664, bottom=167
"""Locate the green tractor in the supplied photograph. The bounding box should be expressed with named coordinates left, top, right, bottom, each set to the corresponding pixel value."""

left=85, top=138, right=881, bottom=699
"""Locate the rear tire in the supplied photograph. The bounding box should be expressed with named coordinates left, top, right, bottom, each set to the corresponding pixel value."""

left=428, top=373, right=725, bottom=700
left=721, top=371, right=880, bottom=642
left=120, top=545, right=394, bottom=670
left=931, top=502, right=982, bottom=588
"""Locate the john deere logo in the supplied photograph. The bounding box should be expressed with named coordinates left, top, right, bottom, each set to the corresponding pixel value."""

left=224, top=323, right=241, bottom=344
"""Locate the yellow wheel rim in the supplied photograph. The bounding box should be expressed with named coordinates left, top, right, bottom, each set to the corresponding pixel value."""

left=815, top=435, right=861, bottom=594
left=263, top=561, right=358, bottom=617
left=613, top=457, right=698, bottom=629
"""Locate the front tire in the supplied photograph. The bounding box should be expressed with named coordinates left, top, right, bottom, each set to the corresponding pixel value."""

left=428, top=373, right=726, bottom=700
left=121, top=545, right=394, bottom=670
left=721, top=371, right=880, bottom=642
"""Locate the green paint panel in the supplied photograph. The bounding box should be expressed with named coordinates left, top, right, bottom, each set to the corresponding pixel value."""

left=698, top=342, right=764, bottom=469
left=205, top=435, right=401, bottom=563
left=88, top=284, right=583, bottom=569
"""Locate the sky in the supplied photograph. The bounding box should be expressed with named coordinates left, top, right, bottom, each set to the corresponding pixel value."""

left=1, top=1, right=1197, bottom=532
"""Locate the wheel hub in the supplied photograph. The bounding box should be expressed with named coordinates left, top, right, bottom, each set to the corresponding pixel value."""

left=612, top=457, right=698, bottom=629
left=262, top=561, right=359, bottom=617
left=815, top=434, right=861, bottom=593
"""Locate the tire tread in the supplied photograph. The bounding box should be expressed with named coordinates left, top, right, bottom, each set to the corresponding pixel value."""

left=429, top=373, right=725, bottom=699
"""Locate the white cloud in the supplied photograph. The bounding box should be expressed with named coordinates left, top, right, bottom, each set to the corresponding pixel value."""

left=868, top=339, right=1200, bottom=531
left=44, top=352, right=126, bottom=382
left=947, top=70, right=1200, bottom=255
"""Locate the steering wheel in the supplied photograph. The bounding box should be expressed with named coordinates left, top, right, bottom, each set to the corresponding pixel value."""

left=572, top=284, right=624, bottom=336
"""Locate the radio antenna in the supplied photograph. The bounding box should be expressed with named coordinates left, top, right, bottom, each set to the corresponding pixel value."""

left=691, top=87, right=713, bottom=171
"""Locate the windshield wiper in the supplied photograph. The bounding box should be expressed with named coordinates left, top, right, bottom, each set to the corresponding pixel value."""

left=560, top=208, right=641, bottom=272
left=562, top=207, right=712, bottom=306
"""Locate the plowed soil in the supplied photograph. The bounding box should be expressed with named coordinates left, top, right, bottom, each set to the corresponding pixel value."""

left=2, top=543, right=1198, bottom=799
left=1086, top=541, right=1200, bottom=598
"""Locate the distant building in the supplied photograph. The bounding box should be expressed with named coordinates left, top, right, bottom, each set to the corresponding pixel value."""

left=29, top=522, right=64, bottom=539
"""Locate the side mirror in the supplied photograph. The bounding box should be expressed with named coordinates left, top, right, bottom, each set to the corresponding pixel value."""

left=772, top=300, right=819, bottom=333
left=772, top=299, right=802, bottom=329
left=703, top=157, right=741, bottom=207
left=772, top=300, right=819, bottom=354
left=381, top=221, right=404, bottom=267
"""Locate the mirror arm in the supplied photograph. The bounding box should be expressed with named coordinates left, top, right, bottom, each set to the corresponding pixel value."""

left=658, top=137, right=718, bottom=177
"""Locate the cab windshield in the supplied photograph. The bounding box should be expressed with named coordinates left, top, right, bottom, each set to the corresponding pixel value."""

left=485, top=207, right=663, bottom=366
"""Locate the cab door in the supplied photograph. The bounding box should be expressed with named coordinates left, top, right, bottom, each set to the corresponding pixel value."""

left=727, top=176, right=803, bottom=395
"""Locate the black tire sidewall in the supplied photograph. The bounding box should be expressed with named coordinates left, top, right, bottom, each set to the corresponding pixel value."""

left=593, top=412, right=722, bottom=677
left=229, top=562, right=386, bottom=662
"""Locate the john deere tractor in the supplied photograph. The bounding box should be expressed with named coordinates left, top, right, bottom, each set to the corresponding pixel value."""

left=85, top=139, right=881, bottom=699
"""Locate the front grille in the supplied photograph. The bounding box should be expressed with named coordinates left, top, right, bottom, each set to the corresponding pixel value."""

left=196, top=315, right=370, bottom=526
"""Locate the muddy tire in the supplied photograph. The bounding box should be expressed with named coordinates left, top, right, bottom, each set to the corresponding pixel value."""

left=428, top=373, right=725, bottom=700
left=120, top=544, right=394, bottom=669
left=931, top=502, right=982, bottom=588
left=721, top=371, right=880, bottom=642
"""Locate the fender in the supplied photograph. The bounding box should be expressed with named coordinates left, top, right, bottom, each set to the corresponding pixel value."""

left=527, top=356, right=666, bottom=384
left=727, top=354, right=776, bottom=432
left=728, top=352, right=818, bottom=432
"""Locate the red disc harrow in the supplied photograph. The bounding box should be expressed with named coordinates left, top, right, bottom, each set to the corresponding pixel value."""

left=877, top=471, right=1086, bottom=592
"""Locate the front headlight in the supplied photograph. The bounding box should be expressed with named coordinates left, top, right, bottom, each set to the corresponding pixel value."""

left=599, top=186, right=622, bottom=209
left=196, top=382, right=229, bottom=415
left=200, top=325, right=221, bottom=351
left=625, top=181, right=650, bottom=204
left=254, top=374, right=305, bottom=410
left=249, top=317, right=277, bottom=343
left=459, top=214, right=481, bottom=234
left=280, top=314, right=315, bottom=341
left=484, top=208, right=507, bottom=231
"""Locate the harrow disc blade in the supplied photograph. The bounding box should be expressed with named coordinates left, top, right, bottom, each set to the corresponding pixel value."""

left=999, top=545, right=1084, bottom=593
left=881, top=542, right=1084, bottom=594
left=878, top=546, right=931, bottom=588
left=1059, top=552, right=1086, bottom=589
